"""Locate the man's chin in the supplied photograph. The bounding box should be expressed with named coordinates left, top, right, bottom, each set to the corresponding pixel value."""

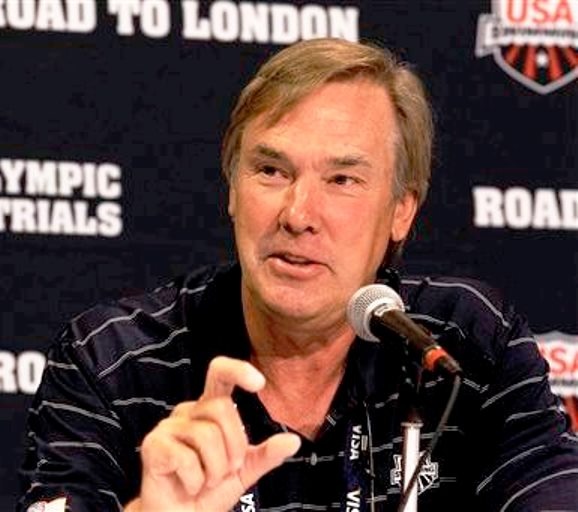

left=260, top=287, right=342, bottom=325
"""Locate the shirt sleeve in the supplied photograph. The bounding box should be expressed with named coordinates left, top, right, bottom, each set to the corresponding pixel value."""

left=17, top=326, right=138, bottom=512
left=473, top=306, right=578, bottom=511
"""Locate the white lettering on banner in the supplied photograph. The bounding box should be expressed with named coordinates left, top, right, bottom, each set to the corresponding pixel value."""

left=0, top=198, right=122, bottom=236
left=0, top=158, right=123, bottom=237
left=0, top=0, right=97, bottom=32
left=537, top=332, right=578, bottom=397
left=0, top=350, right=46, bottom=394
left=0, top=160, right=121, bottom=198
left=181, top=0, right=359, bottom=43
left=107, top=0, right=170, bottom=38
left=472, top=186, right=578, bottom=230
left=0, top=0, right=359, bottom=43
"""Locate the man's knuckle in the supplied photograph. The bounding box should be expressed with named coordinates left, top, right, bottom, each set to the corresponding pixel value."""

left=172, top=400, right=197, bottom=417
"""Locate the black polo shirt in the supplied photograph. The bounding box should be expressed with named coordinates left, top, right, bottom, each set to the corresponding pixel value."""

left=18, top=263, right=578, bottom=511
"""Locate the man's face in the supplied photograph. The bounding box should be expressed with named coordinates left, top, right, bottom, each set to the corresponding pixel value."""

left=229, top=78, right=417, bottom=331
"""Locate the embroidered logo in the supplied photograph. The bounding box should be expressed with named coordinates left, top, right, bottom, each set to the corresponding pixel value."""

left=390, top=453, right=439, bottom=494
left=475, top=0, right=578, bottom=94
left=27, top=497, right=67, bottom=512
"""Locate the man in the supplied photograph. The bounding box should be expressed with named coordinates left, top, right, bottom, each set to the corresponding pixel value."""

left=19, top=38, right=578, bottom=512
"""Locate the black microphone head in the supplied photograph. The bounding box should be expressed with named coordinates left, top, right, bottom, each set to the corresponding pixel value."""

left=347, top=284, right=405, bottom=342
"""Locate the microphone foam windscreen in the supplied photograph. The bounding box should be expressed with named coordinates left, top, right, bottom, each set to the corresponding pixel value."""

left=347, top=284, right=405, bottom=341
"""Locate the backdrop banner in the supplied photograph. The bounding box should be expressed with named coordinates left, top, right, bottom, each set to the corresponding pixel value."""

left=1, top=0, right=577, bottom=509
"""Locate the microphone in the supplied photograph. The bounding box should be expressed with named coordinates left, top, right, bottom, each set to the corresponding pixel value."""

left=347, top=284, right=462, bottom=376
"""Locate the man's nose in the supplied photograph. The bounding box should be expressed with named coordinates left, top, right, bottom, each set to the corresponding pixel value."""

left=279, top=177, right=320, bottom=235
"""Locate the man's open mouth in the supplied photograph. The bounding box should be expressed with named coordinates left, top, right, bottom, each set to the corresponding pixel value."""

left=272, top=252, right=317, bottom=265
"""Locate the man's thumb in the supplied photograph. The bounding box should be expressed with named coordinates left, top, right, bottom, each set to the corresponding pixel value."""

left=240, top=433, right=301, bottom=489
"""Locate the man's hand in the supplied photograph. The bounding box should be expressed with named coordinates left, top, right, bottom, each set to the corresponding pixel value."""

left=125, top=356, right=301, bottom=512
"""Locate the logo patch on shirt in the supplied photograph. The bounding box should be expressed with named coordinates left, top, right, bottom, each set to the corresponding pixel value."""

left=390, top=453, right=439, bottom=494
left=27, top=497, right=67, bottom=512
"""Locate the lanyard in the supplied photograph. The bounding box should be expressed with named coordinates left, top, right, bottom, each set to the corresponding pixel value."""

left=233, top=407, right=373, bottom=512
left=341, top=408, right=371, bottom=512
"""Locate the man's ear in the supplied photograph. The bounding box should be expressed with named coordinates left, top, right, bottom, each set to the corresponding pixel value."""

left=391, top=191, right=418, bottom=242
left=228, top=184, right=237, bottom=219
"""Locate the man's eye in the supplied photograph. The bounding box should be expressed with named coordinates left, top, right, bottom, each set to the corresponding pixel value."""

left=258, top=165, right=281, bottom=177
left=331, top=174, right=358, bottom=186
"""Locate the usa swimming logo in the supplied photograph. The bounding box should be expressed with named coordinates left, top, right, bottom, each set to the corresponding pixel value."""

left=475, top=0, right=578, bottom=94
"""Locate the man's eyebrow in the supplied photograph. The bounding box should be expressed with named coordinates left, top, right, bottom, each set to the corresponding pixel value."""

left=330, top=154, right=372, bottom=169
left=250, top=144, right=290, bottom=163
left=249, top=144, right=371, bottom=169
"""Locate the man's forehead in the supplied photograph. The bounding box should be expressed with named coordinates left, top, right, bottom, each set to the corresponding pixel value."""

left=251, top=76, right=393, bottom=128
left=240, top=79, right=398, bottom=154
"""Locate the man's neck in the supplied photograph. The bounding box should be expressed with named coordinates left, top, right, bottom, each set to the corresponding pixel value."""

left=242, top=293, right=356, bottom=439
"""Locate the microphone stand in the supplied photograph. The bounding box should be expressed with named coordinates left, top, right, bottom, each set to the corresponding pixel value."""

left=396, top=365, right=463, bottom=512
left=397, top=364, right=424, bottom=512
left=400, top=405, right=422, bottom=512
